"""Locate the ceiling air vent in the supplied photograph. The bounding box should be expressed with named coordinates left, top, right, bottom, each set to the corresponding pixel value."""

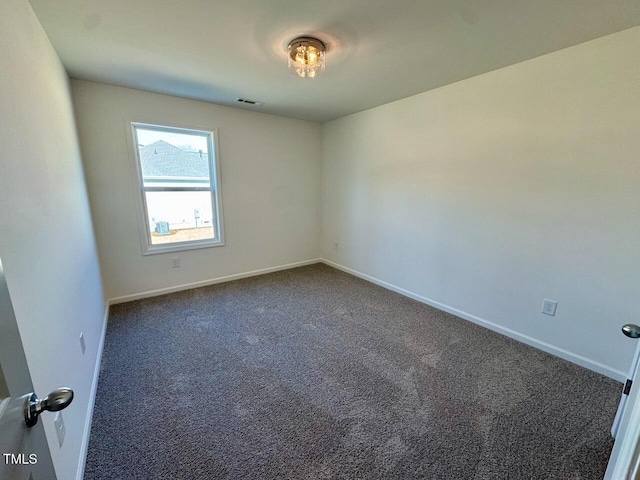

left=235, top=97, right=264, bottom=106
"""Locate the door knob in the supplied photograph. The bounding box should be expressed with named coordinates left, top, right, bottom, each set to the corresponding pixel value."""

left=24, top=387, right=74, bottom=427
left=622, top=324, right=640, bottom=339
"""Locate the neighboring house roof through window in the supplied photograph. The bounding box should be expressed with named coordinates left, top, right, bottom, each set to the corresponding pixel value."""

left=139, top=140, right=210, bottom=178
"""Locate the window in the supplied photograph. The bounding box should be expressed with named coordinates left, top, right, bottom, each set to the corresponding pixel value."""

left=129, top=122, right=224, bottom=254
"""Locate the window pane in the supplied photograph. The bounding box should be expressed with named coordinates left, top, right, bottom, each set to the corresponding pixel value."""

left=145, top=191, right=215, bottom=245
left=135, top=128, right=211, bottom=188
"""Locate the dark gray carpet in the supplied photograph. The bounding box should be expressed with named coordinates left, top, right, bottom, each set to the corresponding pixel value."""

left=85, top=264, right=620, bottom=479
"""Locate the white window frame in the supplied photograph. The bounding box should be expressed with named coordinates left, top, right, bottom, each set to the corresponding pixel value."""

left=126, top=120, right=225, bottom=255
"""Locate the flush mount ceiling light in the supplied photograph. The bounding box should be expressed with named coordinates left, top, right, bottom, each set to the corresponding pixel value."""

left=287, top=36, right=326, bottom=78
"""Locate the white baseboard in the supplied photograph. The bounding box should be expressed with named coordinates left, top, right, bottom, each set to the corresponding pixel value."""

left=78, top=259, right=320, bottom=477
left=76, top=302, right=109, bottom=480
left=321, top=259, right=626, bottom=383
left=108, top=258, right=323, bottom=305
left=76, top=257, right=623, bottom=479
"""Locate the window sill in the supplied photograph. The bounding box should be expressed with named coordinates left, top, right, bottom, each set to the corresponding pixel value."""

left=142, top=238, right=225, bottom=256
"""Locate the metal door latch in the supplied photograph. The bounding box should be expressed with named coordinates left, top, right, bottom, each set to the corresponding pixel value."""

left=24, top=387, right=74, bottom=427
left=622, top=324, right=640, bottom=339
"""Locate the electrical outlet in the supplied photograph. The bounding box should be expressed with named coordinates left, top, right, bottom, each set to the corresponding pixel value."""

left=171, top=257, right=180, bottom=268
left=54, top=412, right=66, bottom=447
left=79, top=332, right=86, bottom=355
left=542, top=299, right=558, bottom=316
left=334, top=241, right=339, bottom=250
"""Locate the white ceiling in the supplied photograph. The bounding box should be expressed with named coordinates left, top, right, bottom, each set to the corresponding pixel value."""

left=29, top=0, right=640, bottom=123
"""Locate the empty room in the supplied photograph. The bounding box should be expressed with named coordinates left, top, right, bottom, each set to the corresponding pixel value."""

left=1, top=0, right=639, bottom=479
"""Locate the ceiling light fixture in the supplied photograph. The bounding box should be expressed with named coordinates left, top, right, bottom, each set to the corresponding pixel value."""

left=287, top=36, right=326, bottom=78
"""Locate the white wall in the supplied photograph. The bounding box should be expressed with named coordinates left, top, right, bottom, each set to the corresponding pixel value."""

left=71, top=81, right=321, bottom=301
left=321, top=27, right=640, bottom=379
left=0, top=1, right=106, bottom=479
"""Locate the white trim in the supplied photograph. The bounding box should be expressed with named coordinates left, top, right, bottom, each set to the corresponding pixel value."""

left=612, top=341, right=640, bottom=438
left=108, top=259, right=323, bottom=305
left=76, top=303, right=110, bottom=480
left=321, top=259, right=626, bottom=382
left=79, top=259, right=320, bottom=475
left=76, top=258, right=623, bottom=479
left=124, top=119, right=225, bottom=256
left=606, top=347, right=640, bottom=478
left=143, top=237, right=225, bottom=256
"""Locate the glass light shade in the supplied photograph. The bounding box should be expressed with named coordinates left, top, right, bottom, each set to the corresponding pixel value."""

left=287, top=37, right=326, bottom=78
